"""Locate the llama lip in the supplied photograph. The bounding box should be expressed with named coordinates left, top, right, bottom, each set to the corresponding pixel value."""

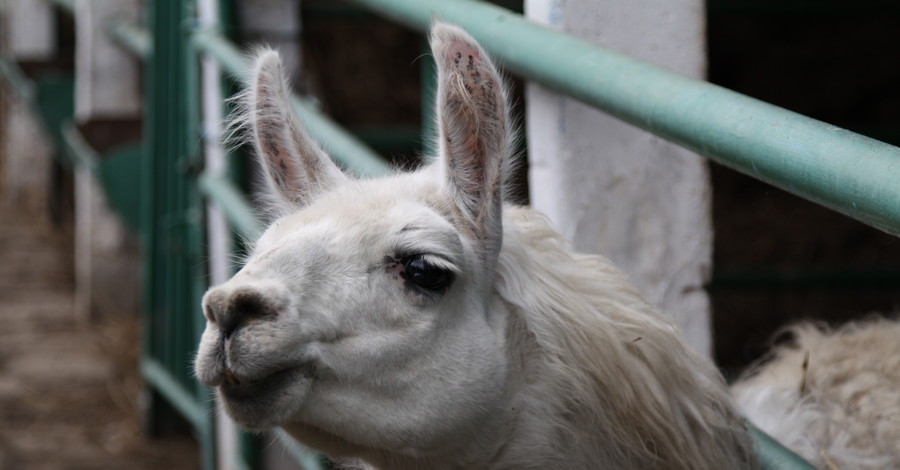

left=223, top=368, right=242, bottom=386
left=219, top=364, right=313, bottom=402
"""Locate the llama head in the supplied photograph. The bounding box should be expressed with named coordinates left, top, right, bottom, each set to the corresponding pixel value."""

left=195, top=22, right=514, bottom=459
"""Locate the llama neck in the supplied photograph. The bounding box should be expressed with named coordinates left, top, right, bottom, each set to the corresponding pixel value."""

left=489, top=205, right=757, bottom=469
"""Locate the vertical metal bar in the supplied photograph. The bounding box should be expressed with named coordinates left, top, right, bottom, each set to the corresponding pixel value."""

left=143, top=0, right=216, bottom=469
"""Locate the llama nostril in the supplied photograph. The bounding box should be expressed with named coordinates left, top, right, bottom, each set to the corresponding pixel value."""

left=219, top=287, right=281, bottom=338
left=204, top=303, right=217, bottom=324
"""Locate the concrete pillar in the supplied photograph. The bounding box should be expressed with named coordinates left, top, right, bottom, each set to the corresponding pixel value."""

left=2, top=0, right=55, bottom=211
left=72, top=0, right=143, bottom=322
left=525, top=0, right=713, bottom=357
left=6, top=0, right=55, bottom=60
left=74, top=0, right=142, bottom=121
left=2, top=98, right=54, bottom=212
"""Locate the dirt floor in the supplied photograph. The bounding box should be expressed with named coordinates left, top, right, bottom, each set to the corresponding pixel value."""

left=0, top=193, right=199, bottom=469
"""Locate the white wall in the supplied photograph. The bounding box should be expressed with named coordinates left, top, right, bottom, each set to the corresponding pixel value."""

left=74, top=0, right=142, bottom=121
left=525, top=0, right=714, bottom=357
left=6, top=0, right=55, bottom=60
left=2, top=1, right=54, bottom=212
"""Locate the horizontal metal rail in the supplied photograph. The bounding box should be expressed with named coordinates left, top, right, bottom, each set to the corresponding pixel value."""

left=60, top=121, right=100, bottom=170
left=0, top=56, right=36, bottom=102
left=198, top=172, right=265, bottom=240
left=345, top=0, right=900, bottom=238
left=750, top=427, right=817, bottom=470
left=106, top=20, right=152, bottom=59
left=191, top=29, right=393, bottom=178
left=141, top=357, right=212, bottom=434
left=106, top=20, right=393, bottom=179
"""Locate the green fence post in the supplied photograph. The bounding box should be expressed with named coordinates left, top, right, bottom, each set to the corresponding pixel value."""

left=142, top=0, right=215, bottom=468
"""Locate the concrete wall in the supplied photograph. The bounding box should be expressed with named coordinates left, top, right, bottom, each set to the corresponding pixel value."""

left=6, top=0, right=55, bottom=60
left=1, top=98, right=54, bottom=212
left=74, top=0, right=142, bottom=121
left=2, top=0, right=55, bottom=212
left=72, top=0, right=143, bottom=322
left=525, top=0, right=713, bottom=357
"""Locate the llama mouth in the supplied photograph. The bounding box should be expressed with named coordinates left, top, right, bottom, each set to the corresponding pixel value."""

left=219, top=364, right=313, bottom=402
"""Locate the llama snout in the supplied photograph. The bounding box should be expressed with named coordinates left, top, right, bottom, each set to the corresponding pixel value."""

left=197, top=280, right=300, bottom=387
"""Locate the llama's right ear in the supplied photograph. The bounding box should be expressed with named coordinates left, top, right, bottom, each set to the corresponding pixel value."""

left=431, top=23, right=509, bottom=256
left=243, top=49, right=347, bottom=214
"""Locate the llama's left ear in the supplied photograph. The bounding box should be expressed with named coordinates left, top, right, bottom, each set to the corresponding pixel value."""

left=244, top=49, right=348, bottom=215
left=431, top=22, right=509, bottom=255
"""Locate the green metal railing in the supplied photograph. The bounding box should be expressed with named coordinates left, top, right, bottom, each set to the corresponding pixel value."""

left=13, top=0, right=898, bottom=469
left=344, top=0, right=900, bottom=238
left=191, top=29, right=392, bottom=178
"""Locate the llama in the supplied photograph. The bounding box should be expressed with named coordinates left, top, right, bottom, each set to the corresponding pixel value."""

left=193, top=21, right=754, bottom=469
left=732, top=318, right=900, bottom=469
left=193, top=21, right=900, bottom=469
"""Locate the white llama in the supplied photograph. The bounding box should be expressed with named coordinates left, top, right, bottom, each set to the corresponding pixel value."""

left=195, top=22, right=897, bottom=469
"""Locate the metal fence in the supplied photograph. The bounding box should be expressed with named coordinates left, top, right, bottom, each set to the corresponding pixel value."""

left=5, top=0, right=899, bottom=469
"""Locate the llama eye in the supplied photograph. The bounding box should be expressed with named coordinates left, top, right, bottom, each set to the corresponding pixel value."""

left=401, top=256, right=455, bottom=293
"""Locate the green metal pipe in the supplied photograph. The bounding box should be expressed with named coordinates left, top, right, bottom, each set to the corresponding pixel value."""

left=290, top=96, right=394, bottom=177
left=198, top=171, right=265, bottom=241
left=0, top=56, right=36, bottom=103
left=106, top=19, right=152, bottom=59
left=60, top=121, right=100, bottom=170
left=750, top=426, right=817, bottom=470
left=344, top=0, right=900, bottom=238
left=141, top=357, right=211, bottom=433
left=191, top=29, right=393, bottom=178
left=103, top=23, right=393, bottom=178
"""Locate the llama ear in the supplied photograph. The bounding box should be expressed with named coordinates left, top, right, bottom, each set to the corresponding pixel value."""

left=430, top=23, right=509, bottom=252
left=244, top=49, right=347, bottom=213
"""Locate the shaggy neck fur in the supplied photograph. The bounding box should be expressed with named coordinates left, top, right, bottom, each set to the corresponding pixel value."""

left=484, top=205, right=756, bottom=470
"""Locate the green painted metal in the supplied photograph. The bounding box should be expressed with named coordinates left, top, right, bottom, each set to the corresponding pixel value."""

left=33, top=76, right=76, bottom=158
left=59, top=122, right=100, bottom=170
left=142, top=0, right=216, bottom=468
left=198, top=171, right=265, bottom=240
left=0, top=56, right=36, bottom=102
left=344, top=0, right=900, bottom=238
left=191, top=29, right=393, bottom=178
left=53, top=119, right=145, bottom=235
left=751, top=427, right=817, bottom=470
left=141, top=358, right=211, bottom=433
left=98, top=144, right=144, bottom=232
left=347, top=125, right=420, bottom=153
